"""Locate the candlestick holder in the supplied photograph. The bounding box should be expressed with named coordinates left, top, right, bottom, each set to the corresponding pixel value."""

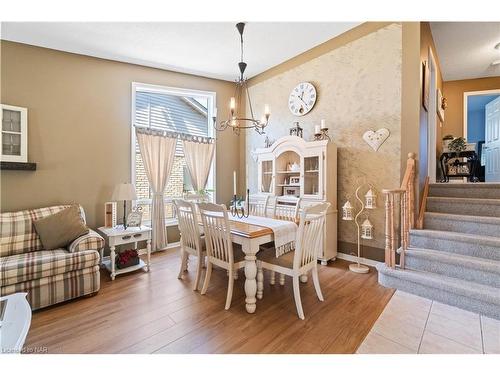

left=314, top=128, right=331, bottom=141
left=230, top=189, right=250, bottom=218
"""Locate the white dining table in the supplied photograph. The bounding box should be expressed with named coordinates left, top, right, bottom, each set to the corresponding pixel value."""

left=226, top=216, right=275, bottom=313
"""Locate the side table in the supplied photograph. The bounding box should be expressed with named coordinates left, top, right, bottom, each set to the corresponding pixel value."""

left=96, top=225, right=152, bottom=280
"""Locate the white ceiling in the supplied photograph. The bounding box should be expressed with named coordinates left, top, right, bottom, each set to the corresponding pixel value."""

left=0, top=22, right=361, bottom=81
left=430, top=22, right=500, bottom=81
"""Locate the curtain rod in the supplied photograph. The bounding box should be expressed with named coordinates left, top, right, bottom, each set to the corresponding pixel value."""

left=134, top=125, right=215, bottom=144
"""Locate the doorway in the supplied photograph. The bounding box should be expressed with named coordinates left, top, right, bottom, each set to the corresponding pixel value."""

left=463, top=89, right=500, bottom=182
left=427, top=48, right=438, bottom=183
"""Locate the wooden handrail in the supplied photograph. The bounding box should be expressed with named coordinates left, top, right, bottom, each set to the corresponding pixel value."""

left=383, top=153, right=416, bottom=269
left=417, top=177, right=430, bottom=229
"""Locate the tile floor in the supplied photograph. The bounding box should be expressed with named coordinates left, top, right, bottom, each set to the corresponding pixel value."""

left=357, top=290, right=500, bottom=354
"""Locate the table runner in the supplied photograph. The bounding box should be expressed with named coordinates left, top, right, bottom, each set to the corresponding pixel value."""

left=231, top=215, right=297, bottom=257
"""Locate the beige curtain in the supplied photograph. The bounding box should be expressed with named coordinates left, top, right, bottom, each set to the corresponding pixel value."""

left=136, top=129, right=176, bottom=251
left=182, top=140, right=215, bottom=192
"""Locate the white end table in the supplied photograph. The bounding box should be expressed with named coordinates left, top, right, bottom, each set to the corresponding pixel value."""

left=96, top=225, right=152, bottom=280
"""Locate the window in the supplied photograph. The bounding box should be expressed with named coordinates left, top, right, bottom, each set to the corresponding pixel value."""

left=131, top=83, right=216, bottom=224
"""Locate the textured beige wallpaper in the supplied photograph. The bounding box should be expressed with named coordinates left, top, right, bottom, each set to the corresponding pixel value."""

left=246, top=24, right=403, bottom=252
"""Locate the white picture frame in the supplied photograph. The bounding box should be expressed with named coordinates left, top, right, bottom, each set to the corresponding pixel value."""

left=437, top=89, right=445, bottom=122
left=127, top=211, right=143, bottom=227
left=1, top=104, right=28, bottom=163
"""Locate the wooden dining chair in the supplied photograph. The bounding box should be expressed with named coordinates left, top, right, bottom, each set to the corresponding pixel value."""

left=246, top=195, right=270, bottom=217
left=257, top=202, right=330, bottom=320
left=197, top=202, right=246, bottom=310
left=266, top=196, right=302, bottom=286
left=173, top=199, right=206, bottom=291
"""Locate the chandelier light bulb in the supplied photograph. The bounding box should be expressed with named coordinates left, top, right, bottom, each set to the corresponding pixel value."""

left=264, top=104, right=270, bottom=116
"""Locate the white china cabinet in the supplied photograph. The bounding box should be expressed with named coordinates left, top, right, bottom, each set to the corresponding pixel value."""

left=255, top=136, right=338, bottom=263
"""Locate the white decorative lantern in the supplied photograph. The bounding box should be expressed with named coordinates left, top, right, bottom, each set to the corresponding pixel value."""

left=342, top=200, right=354, bottom=221
left=361, top=218, right=374, bottom=239
left=365, top=188, right=377, bottom=209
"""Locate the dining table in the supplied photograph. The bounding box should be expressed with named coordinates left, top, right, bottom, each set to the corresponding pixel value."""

left=226, top=218, right=274, bottom=314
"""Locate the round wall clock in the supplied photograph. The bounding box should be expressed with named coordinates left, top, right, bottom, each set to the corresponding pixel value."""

left=288, top=82, right=317, bottom=116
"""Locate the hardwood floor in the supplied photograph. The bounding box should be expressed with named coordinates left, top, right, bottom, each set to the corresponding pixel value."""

left=24, top=250, right=394, bottom=354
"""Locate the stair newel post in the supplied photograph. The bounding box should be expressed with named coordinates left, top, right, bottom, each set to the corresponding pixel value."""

left=390, top=193, right=397, bottom=268
left=407, top=153, right=416, bottom=229
left=383, top=191, right=393, bottom=268
left=400, top=190, right=407, bottom=269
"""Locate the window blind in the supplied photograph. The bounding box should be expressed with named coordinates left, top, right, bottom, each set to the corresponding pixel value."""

left=135, top=91, right=209, bottom=155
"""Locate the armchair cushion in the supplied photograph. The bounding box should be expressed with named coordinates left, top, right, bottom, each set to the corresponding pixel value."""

left=68, top=229, right=105, bottom=253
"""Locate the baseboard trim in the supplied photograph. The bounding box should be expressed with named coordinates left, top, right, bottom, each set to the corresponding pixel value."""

left=336, top=252, right=382, bottom=267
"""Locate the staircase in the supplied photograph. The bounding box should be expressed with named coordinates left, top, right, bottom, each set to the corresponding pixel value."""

left=377, top=183, right=500, bottom=320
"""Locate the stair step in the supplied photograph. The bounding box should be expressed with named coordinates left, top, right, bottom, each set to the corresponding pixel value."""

left=424, top=212, right=500, bottom=237
left=427, top=197, right=500, bottom=217
left=402, top=247, right=500, bottom=287
left=409, top=229, right=500, bottom=260
left=429, top=183, right=500, bottom=199
left=377, top=264, right=500, bottom=319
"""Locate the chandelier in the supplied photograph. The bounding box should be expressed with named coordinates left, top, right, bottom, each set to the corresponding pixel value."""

left=213, top=22, right=270, bottom=135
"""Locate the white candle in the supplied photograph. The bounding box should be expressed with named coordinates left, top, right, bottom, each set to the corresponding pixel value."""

left=213, top=107, right=217, bottom=117
left=233, top=170, right=237, bottom=195
left=321, top=119, right=326, bottom=129
left=264, top=104, right=270, bottom=115
left=230, top=97, right=236, bottom=110
left=315, top=125, right=321, bottom=134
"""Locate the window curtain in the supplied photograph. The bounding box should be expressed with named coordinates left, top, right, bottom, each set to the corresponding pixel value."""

left=136, top=128, right=176, bottom=251
left=182, top=139, right=215, bottom=192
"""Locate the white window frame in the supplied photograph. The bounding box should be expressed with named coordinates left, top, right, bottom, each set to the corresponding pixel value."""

left=1, top=104, right=28, bottom=163
left=131, top=82, right=217, bottom=225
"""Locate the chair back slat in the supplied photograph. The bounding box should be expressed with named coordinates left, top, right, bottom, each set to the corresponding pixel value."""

left=294, top=202, right=330, bottom=269
left=198, top=202, right=234, bottom=265
left=272, top=197, right=301, bottom=222
left=173, top=199, right=202, bottom=255
left=246, top=195, right=270, bottom=217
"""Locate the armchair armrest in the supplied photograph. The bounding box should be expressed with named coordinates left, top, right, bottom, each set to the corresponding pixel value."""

left=68, top=229, right=105, bottom=253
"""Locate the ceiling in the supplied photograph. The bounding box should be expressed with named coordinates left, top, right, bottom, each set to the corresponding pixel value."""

left=0, top=22, right=361, bottom=81
left=430, top=22, right=500, bottom=81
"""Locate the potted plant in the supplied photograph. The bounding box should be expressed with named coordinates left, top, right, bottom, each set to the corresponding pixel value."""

left=448, top=137, right=467, bottom=156
left=116, top=249, right=139, bottom=269
left=442, top=134, right=454, bottom=151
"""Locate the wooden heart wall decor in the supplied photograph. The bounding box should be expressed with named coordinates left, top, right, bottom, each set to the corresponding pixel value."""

left=362, top=128, right=390, bottom=151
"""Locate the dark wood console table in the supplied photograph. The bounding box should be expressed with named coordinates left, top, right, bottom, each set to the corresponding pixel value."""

left=439, top=150, right=479, bottom=183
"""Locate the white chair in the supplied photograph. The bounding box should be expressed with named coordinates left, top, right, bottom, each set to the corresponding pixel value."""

left=272, top=196, right=301, bottom=222
left=246, top=195, right=270, bottom=217
left=197, top=202, right=246, bottom=310
left=267, top=196, right=302, bottom=286
left=258, top=202, right=330, bottom=319
left=173, top=199, right=205, bottom=291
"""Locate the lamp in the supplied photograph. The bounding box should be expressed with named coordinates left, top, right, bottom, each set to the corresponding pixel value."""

left=213, top=22, right=270, bottom=135
left=112, top=183, right=137, bottom=230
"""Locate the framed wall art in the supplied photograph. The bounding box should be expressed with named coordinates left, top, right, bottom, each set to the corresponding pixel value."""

left=422, top=61, right=430, bottom=111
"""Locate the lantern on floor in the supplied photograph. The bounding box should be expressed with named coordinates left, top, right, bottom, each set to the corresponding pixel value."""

left=365, top=188, right=377, bottom=209
left=361, top=217, right=374, bottom=240
left=342, top=200, right=354, bottom=221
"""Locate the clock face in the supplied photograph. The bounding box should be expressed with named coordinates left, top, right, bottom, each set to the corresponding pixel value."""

left=288, top=82, right=317, bottom=116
